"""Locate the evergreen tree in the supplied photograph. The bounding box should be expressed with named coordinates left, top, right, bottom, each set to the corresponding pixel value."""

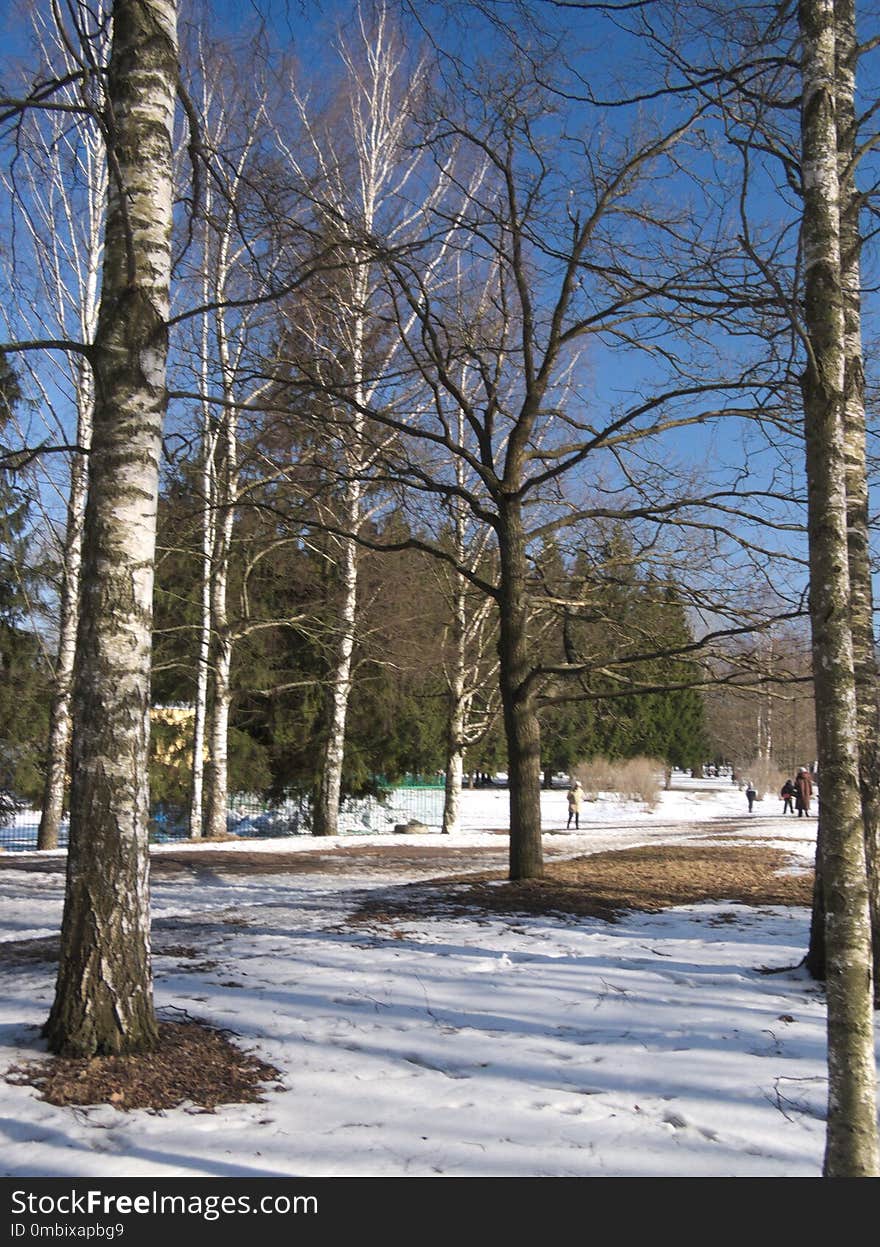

left=0, top=349, right=50, bottom=814
left=538, top=534, right=708, bottom=773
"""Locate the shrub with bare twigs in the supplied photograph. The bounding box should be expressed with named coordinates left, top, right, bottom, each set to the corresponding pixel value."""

left=573, top=756, right=664, bottom=809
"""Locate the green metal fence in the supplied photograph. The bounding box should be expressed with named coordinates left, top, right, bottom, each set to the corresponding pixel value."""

left=1, top=783, right=448, bottom=849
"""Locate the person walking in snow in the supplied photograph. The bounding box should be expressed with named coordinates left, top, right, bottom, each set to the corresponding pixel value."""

left=745, top=782, right=757, bottom=813
left=780, top=778, right=796, bottom=815
left=566, top=780, right=584, bottom=829
left=795, top=767, right=813, bottom=817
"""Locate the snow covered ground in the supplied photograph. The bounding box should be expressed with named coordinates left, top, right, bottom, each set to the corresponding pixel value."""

left=0, top=776, right=866, bottom=1178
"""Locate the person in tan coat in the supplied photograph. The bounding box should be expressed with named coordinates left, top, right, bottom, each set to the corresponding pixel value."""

left=566, top=781, right=584, bottom=829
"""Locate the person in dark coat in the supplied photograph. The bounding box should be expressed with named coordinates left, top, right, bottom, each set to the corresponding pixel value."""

left=794, top=767, right=813, bottom=817
left=781, top=779, right=796, bottom=815
left=745, top=782, right=757, bottom=813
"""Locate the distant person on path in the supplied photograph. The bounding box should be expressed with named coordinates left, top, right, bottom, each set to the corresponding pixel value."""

left=780, top=779, right=796, bottom=815
left=745, top=782, right=757, bottom=813
left=795, top=767, right=813, bottom=817
left=566, top=781, right=584, bottom=829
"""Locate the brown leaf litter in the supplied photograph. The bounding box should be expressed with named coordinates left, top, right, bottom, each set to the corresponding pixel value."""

left=350, top=844, right=814, bottom=926
left=6, top=1019, right=281, bottom=1113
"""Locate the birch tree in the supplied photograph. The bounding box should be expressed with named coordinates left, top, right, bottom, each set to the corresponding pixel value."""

left=611, top=0, right=880, bottom=1002
left=798, top=0, right=877, bottom=1176
left=162, top=22, right=287, bottom=839
left=195, top=81, right=273, bottom=842
left=0, top=6, right=108, bottom=851
left=24, top=0, right=179, bottom=1056
left=273, top=0, right=459, bottom=835
left=436, top=406, right=500, bottom=835
left=834, top=0, right=880, bottom=1002
left=517, top=0, right=878, bottom=1167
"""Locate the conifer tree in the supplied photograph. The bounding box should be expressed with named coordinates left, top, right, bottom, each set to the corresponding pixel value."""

left=0, top=350, right=50, bottom=814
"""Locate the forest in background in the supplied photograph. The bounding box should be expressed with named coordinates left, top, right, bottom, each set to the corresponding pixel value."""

left=0, top=0, right=821, bottom=829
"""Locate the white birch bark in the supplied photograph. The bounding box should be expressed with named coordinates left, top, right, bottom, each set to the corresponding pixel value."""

left=313, top=478, right=360, bottom=836
left=187, top=59, right=269, bottom=840
left=38, top=89, right=103, bottom=854
left=798, top=0, right=878, bottom=1176
left=441, top=401, right=499, bottom=835
left=311, top=246, right=367, bottom=834
left=203, top=291, right=237, bottom=840
left=834, top=0, right=880, bottom=999
left=281, top=2, right=427, bottom=835
left=442, top=727, right=465, bottom=835
left=0, top=11, right=107, bottom=850
left=442, top=583, right=499, bottom=834
left=204, top=604, right=232, bottom=839
left=189, top=286, right=217, bottom=839
left=36, top=142, right=104, bottom=848
left=442, top=542, right=468, bottom=835
left=37, top=368, right=93, bottom=850
left=44, top=0, right=178, bottom=1056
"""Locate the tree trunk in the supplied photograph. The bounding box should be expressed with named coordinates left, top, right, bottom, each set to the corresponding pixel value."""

left=835, top=0, right=880, bottom=1003
left=442, top=740, right=464, bottom=835
left=37, top=397, right=90, bottom=849
left=312, top=519, right=358, bottom=837
left=204, top=626, right=231, bottom=840
left=799, top=0, right=878, bottom=1176
left=37, top=133, right=103, bottom=850
left=442, top=646, right=466, bottom=837
left=202, top=304, right=237, bottom=841
left=497, top=501, right=542, bottom=880
left=312, top=263, right=368, bottom=837
left=44, top=0, right=178, bottom=1057
left=806, top=808, right=826, bottom=979
left=189, top=500, right=211, bottom=839
left=189, top=231, right=220, bottom=842
left=441, top=559, right=469, bottom=835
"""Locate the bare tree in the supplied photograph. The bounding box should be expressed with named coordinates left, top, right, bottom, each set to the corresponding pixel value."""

left=27, top=0, right=179, bottom=1055
left=835, top=0, right=880, bottom=1003
left=437, top=411, right=500, bottom=835
left=195, top=74, right=275, bottom=842
left=0, top=6, right=108, bottom=850
left=160, top=21, right=289, bottom=839
left=336, top=49, right=796, bottom=880
left=644, top=0, right=880, bottom=1005
left=798, top=0, right=877, bottom=1176
left=271, top=0, right=471, bottom=834
left=550, top=0, right=879, bottom=1173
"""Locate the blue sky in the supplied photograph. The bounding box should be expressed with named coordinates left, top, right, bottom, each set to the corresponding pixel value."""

left=3, top=0, right=876, bottom=609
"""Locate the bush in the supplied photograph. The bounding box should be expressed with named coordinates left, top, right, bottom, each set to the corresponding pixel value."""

left=739, top=757, right=787, bottom=802
left=573, top=755, right=664, bottom=809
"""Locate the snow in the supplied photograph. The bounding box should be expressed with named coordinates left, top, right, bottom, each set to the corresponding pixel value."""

left=0, top=776, right=867, bottom=1178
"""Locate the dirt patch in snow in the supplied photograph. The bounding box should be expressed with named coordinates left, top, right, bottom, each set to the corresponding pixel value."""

left=6, top=1018, right=282, bottom=1112
left=350, top=844, right=814, bottom=926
